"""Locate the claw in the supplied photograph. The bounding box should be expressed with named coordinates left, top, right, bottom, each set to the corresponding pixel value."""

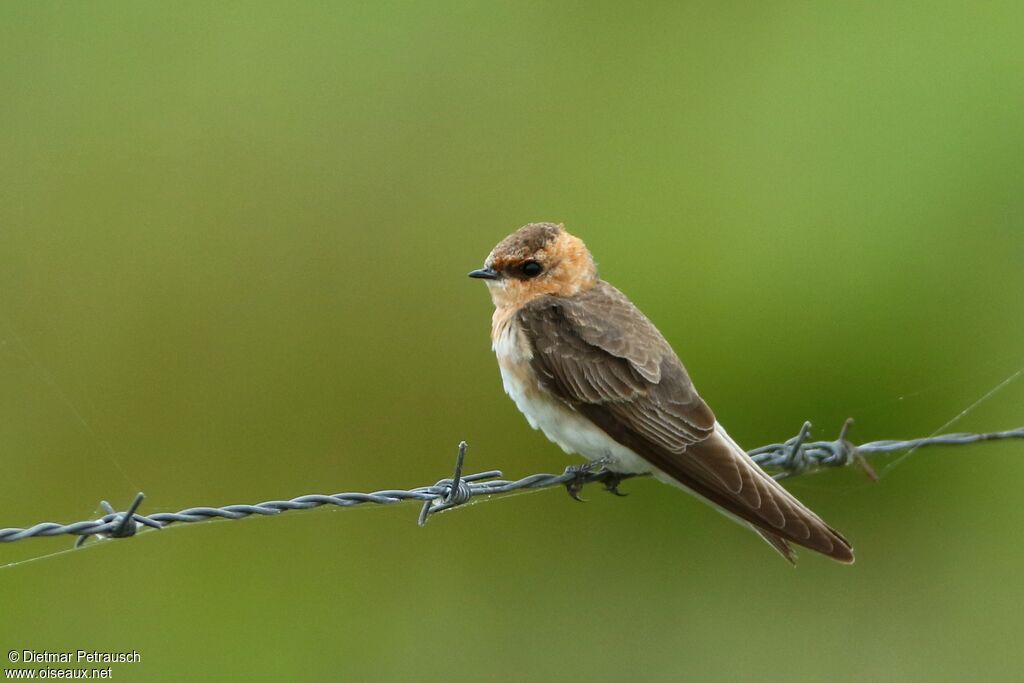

left=564, top=465, right=589, bottom=502
left=601, top=471, right=629, bottom=497
left=563, top=462, right=601, bottom=502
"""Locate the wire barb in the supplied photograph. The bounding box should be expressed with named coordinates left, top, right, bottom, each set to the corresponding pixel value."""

left=2, top=422, right=1023, bottom=548
left=418, top=441, right=478, bottom=526
left=73, top=492, right=159, bottom=548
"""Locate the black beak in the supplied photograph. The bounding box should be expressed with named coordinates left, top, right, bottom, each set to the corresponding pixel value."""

left=468, top=267, right=499, bottom=280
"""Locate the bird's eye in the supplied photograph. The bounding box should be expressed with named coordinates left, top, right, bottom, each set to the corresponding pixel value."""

left=520, top=260, right=543, bottom=278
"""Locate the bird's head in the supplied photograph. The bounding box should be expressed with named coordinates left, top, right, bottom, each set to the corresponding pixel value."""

left=469, top=223, right=597, bottom=308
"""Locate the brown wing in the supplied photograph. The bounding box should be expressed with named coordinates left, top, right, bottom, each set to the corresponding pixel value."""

left=517, top=281, right=853, bottom=563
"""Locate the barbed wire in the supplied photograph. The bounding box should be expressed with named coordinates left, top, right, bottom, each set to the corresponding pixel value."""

left=2, top=420, right=1022, bottom=548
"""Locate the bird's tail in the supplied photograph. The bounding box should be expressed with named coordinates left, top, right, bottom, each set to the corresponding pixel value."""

left=753, top=527, right=797, bottom=565
left=712, top=424, right=854, bottom=564
left=653, top=423, right=854, bottom=565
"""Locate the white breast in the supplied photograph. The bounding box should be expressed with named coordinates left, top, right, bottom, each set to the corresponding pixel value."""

left=492, top=318, right=652, bottom=474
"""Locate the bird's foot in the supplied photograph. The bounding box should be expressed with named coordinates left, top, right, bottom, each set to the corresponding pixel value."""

left=563, top=463, right=593, bottom=502
left=598, top=470, right=630, bottom=497
left=562, top=459, right=629, bottom=502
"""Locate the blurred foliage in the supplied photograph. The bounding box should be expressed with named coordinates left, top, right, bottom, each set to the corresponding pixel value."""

left=1, top=2, right=1022, bottom=681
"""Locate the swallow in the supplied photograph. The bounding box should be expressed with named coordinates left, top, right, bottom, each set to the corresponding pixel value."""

left=469, top=223, right=853, bottom=564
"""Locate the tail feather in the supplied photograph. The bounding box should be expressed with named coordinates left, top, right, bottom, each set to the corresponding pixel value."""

left=754, top=526, right=797, bottom=565
left=715, top=424, right=855, bottom=564
left=649, top=423, right=855, bottom=564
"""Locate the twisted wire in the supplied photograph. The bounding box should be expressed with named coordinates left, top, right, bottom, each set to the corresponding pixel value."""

left=2, top=423, right=1022, bottom=546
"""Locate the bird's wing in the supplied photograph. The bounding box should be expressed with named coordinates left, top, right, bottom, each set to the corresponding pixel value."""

left=517, top=282, right=852, bottom=563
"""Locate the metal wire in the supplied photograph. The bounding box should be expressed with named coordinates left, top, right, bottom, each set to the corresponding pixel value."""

left=2, top=421, right=1022, bottom=547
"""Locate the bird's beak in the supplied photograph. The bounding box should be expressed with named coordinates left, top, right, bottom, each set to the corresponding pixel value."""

left=468, top=267, right=499, bottom=280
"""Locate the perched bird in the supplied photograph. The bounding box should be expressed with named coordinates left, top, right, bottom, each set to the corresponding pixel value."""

left=469, top=223, right=853, bottom=564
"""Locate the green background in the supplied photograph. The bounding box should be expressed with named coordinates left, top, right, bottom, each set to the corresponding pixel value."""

left=2, top=2, right=1023, bottom=681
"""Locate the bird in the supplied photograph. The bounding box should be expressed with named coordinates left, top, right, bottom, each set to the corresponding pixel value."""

left=468, top=222, right=853, bottom=564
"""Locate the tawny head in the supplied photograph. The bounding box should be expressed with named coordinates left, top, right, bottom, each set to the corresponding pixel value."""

left=469, top=223, right=598, bottom=308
